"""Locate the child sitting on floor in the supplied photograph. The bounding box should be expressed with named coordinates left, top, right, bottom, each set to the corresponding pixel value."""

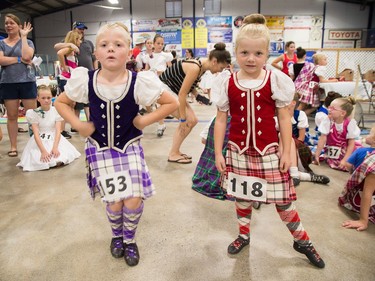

left=314, top=97, right=361, bottom=171
left=17, top=85, right=80, bottom=171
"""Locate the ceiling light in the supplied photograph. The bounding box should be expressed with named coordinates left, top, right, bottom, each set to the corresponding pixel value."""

left=108, top=0, right=119, bottom=4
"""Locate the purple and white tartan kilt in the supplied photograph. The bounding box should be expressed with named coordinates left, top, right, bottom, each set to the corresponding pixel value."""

left=338, top=153, right=375, bottom=224
left=85, top=139, right=155, bottom=203
left=224, top=144, right=296, bottom=204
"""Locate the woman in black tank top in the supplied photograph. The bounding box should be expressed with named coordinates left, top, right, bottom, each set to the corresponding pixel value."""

left=160, top=43, right=231, bottom=164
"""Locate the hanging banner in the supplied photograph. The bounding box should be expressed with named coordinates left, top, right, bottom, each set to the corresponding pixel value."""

left=284, top=16, right=311, bottom=29
left=132, top=20, right=158, bottom=32
left=182, top=18, right=194, bottom=49
left=265, top=16, right=284, bottom=29
left=205, top=16, right=232, bottom=28
left=195, top=18, right=208, bottom=57
left=157, top=18, right=181, bottom=31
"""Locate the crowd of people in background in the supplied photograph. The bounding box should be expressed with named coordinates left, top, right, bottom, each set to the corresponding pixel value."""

left=0, top=13, right=374, bottom=270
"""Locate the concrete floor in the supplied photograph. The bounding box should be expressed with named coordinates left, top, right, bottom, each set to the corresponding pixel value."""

left=0, top=102, right=374, bottom=281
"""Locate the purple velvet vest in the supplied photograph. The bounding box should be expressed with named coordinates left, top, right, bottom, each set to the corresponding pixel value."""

left=87, top=70, right=142, bottom=152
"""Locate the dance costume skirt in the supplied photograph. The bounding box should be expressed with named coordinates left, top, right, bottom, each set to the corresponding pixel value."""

left=224, top=145, right=296, bottom=204
left=338, top=152, right=375, bottom=224
left=85, top=139, right=155, bottom=203
left=192, top=117, right=230, bottom=200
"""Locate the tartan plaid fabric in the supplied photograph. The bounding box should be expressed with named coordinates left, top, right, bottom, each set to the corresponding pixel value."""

left=192, top=117, right=231, bottom=200
left=224, top=145, right=296, bottom=204
left=295, top=62, right=321, bottom=107
left=85, top=139, right=155, bottom=203
left=338, top=152, right=375, bottom=224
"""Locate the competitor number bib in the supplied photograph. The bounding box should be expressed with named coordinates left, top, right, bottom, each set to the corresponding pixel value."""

left=98, top=171, right=133, bottom=201
left=327, top=146, right=341, bottom=159
left=227, top=172, right=267, bottom=202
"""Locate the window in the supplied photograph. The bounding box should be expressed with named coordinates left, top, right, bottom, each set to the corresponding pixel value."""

left=165, top=0, right=182, bottom=18
left=204, top=0, right=221, bottom=16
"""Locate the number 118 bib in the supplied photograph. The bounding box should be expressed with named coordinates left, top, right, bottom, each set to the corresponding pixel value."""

left=227, top=172, right=267, bottom=202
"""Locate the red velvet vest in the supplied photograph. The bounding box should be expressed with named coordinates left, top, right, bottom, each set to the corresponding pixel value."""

left=228, top=71, right=279, bottom=155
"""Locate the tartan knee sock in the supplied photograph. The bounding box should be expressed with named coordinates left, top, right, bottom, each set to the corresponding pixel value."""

left=106, top=205, right=123, bottom=238
left=123, top=201, right=144, bottom=244
left=235, top=199, right=253, bottom=240
left=276, top=202, right=311, bottom=246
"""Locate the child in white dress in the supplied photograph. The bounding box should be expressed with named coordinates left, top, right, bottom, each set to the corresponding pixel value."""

left=17, top=85, right=80, bottom=171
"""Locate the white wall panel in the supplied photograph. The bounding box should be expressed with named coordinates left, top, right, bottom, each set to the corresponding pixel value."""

left=221, top=0, right=258, bottom=16
left=325, top=1, right=369, bottom=29
left=260, top=0, right=323, bottom=15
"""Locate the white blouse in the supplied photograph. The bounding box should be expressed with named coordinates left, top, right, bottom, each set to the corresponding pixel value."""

left=64, top=67, right=166, bottom=107
left=143, top=52, right=173, bottom=72
left=318, top=118, right=360, bottom=139
left=315, top=65, right=327, bottom=78
left=211, top=69, right=295, bottom=112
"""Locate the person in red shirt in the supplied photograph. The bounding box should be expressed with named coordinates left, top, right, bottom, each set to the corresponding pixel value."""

left=271, top=41, right=297, bottom=77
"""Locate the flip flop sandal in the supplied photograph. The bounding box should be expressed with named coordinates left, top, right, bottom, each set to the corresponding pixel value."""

left=167, top=157, right=192, bottom=164
left=180, top=153, right=192, bottom=160
left=8, top=150, right=18, bottom=157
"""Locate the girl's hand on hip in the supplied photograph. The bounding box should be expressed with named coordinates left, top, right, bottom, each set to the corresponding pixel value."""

left=77, top=121, right=95, bottom=137
left=133, top=115, right=146, bottom=130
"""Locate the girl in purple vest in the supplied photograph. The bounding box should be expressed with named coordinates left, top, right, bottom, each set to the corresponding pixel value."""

left=54, top=22, right=178, bottom=267
left=213, top=14, right=325, bottom=268
left=314, top=97, right=361, bottom=171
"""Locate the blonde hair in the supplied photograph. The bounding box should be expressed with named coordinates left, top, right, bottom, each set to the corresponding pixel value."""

left=96, top=22, right=131, bottom=46
left=64, top=30, right=81, bottom=45
left=37, top=85, right=52, bottom=96
left=313, top=53, right=326, bottom=65
left=336, top=96, right=356, bottom=117
left=235, top=14, right=269, bottom=52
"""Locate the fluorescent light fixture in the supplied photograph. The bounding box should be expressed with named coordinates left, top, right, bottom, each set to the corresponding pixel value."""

left=108, top=0, right=119, bottom=4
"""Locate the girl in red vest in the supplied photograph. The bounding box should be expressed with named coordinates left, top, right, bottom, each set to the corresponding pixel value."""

left=213, top=14, right=325, bottom=268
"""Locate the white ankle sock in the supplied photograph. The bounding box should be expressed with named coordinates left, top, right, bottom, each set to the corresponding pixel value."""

left=299, top=172, right=312, bottom=181
left=289, top=167, right=299, bottom=178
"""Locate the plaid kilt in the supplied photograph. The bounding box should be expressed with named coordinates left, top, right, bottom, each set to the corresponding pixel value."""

left=299, top=84, right=321, bottom=108
left=85, top=139, right=155, bottom=203
left=338, top=152, right=375, bottom=224
left=192, top=117, right=231, bottom=200
left=326, top=141, right=362, bottom=172
left=224, top=144, right=296, bottom=204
